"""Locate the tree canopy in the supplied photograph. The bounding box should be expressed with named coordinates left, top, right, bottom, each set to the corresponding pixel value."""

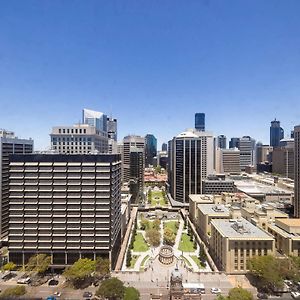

left=217, top=287, right=253, bottom=300
left=0, top=286, right=26, bottom=299
left=25, top=254, right=51, bottom=274
left=2, top=262, right=16, bottom=272
left=96, top=277, right=125, bottom=300
left=95, top=257, right=110, bottom=278
left=124, top=286, right=140, bottom=300
left=163, top=227, right=176, bottom=246
left=146, top=229, right=161, bottom=247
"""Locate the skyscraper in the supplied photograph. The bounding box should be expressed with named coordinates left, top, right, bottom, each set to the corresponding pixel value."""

left=168, top=129, right=214, bottom=204
left=294, top=125, right=300, bottom=217
left=129, top=148, right=144, bottom=203
left=270, top=119, right=284, bottom=148
left=0, top=130, right=33, bottom=239
left=162, top=143, right=168, bottom=152
left=82, top=108, right=107, bottom=132
left=195, top=113, right=205, bottom=131
left=107, top=117, right=118, bottom=154
left=8, top=154, right=122, bottom=268
left=145, top=134, right=157, bottom=167
left=217, top=135, right=227, bottom=149
left=229, top=138, right=240, bottom=149
left=239, top=136, right=256, bottom=170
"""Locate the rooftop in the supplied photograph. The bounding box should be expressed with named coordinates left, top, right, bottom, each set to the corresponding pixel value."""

left=276, top=218, right=300, bottom=227
left=198, top=204, right=230, bottom=216
left=211, top=218, right=273, bottom=239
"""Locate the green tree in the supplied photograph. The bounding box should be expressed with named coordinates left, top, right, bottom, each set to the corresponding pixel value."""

left=248, top=255, right=286, bottom=291
left=2, top=262, right=16, bottom=272
left=216, top=287, right=253, bottom=300
left=146, top=229, right=161, bottom=247
left=155, top=165, right=161, bottom=173
left=126, top=251, right=132, bottom=268
left=96, top=277, right=125, bottom=300
left=95, top=257, right=110, bottom=278
left=63, top=258, right=96, bottom=288
left=163, top=227, right=176, bottom=246
left=153, top=219, right=161, bottom=231
left=25, top=254, right=51, bottom=275
left=0, top=286, right=26, bottom=299
left=124, top=287, right=140, bottom=300
left=140, top=218, right=150, bottom=230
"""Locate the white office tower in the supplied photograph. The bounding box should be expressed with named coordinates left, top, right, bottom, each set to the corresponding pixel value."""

left=168, top=129, right=214, bottom=204
left=216, top=148, right=241, bottom=174
left=239, top=136, right=256, bottom=171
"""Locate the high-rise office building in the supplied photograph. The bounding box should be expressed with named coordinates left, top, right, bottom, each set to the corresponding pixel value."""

left=168, top=129, right=214, bottom=204
left=162, top=143, right=168, bottom=152
left=51, top=124, right=108, bottom=154
left=195, top=113, right=205, bottom=131
left=0, top=130, right=33, bottom=240
left=8, top=154, right=122, bottom=268
left=217, top=135, right=227, bottom=149
left=145, top=134, right=157, bottom=167
left=239, top=136, right=256, bottom=170
left=129, top=148, right=144, bottom=202
left=82, top=108, right=107, bottom=132
left=256, top=144, right=273, bottom=163
left=229, top=138, right=240, bottom=149
left=122, top=135, right=145, bottom=184
left=107, top=117, right=118, bottom=154
left=294, top=126, right=300, bottom=217
left=216, top=148, right=241, bottom=174
left=270, top=119, right=284, bottom=148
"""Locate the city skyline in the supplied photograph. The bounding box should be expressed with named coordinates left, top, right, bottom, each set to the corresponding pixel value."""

left=1, top=1, right=300, bottom=149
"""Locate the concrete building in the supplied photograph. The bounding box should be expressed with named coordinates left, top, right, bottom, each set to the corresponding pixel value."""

left=239, top=136, right=256, bottom=171
left=256, top=144, right=273, bottom=164
left=270, top=119, right=284, bottom=148
left=122, top=135, right=145, bottom=184
left=145, top=134, right=157, bottom=167
left=216, top=148, right=241, bottom=174
left=202, top=177, right=235, bottom=195
left=51, top=124, right=108, bottom=154
left=0, top=130, right=33, bottom=240
left=8, top=154, right=122, bottom=269
left=107, top=116, right=118, bottom=154
left=295, top=125, right=300, bottom=218
left=195, top=113, right=205, bottom=131
left=210, top=218, right=275, bottom=274
left=168, top=129, right=214, bottom=204
left=217, top=135, right=227, bottom=149
left=129, top=148, right=144, bottom=203
left=268, top=219, right=300, bottom=256
left=272, top=140, right=294, bottom=179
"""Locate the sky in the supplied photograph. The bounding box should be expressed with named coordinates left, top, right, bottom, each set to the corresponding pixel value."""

left=0, top=0, right=300, bottom=150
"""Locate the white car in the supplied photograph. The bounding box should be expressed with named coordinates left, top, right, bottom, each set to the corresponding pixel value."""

left=211, top=288, right=222, bottom=294
left=54, top=292, right=61, bottom=297
left=291, top=292, right=300, bottom=299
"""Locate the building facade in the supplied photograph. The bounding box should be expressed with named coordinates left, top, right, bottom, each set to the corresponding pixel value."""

left=239, top=136, right=256, bottom=170
left=270, top=119, right=284, bottom=148
left=295, top=125, right=300, bottom=218
left=0, top=130, right=33, bottom=240
left=272, top=143, right=294, bottom=179
left=217, top=135, right=227, bottom=149
left=8, top=154, right=122, bottom=269
left=168, top=130, right=214, bottom=204
left=195, top=113, right=205, bottom=131
left=129, top=148, right=144, bottom=203
left=145, top=134, right=157, bottom=167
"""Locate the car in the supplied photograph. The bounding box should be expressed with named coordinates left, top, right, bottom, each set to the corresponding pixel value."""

left=257, top=292, right=268, bottom=299
left=53, top=292, right=61, bottom=297
left=291, top=292, right=300, bottom=299
left=48, top=279, right=59, bottom=286
left=284, top=280, right=293, bottom=286
left=46, top=297, right=56, bottom=300
left=17, top=277, right=31, bottom=284
left=211, top=288, right=222, bottom=294
left=83, top=291, right=93, bottom=298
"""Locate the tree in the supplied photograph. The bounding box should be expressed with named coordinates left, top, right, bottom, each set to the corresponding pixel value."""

left=0, top=286, right=26, bottom=299
left=95, top=257, right=110, bottom=278
left=124, top=287, right=140, bottom=300
left=163, top=228, right=176, bottom=246
left=63, top=258, right=96, bottom=288
left=248, top=255, right=287, bottom=291
left=140, top=218, right=150, bottom=230
left=153, top=219, right=161, bottom=231
left=228, top=287, right=253, bottom=300
left=126, top=251, right=132, bottom=268
left=198, top=243, right=207, bottom=265
left=25, top=254, right=51, bottom=275
left=2, top=262, right=16, bottom=272
left=146, top=229, right=161, bottom=247
left=96, top=277, right=125, bottom=300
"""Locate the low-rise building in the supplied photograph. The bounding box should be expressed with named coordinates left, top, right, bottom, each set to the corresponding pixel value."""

left=210, top=218, right=275, bottom=274
left=202, top=178, right=235, bottom=195
left=189, top=194, right=215, bottom=224
left=268, top=219, right=300, bottom=256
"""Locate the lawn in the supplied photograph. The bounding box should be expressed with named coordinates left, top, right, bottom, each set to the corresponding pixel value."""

left=191, top=255, right=205, bottom=268
left=164, top=221, right=179, bottom=234
left=129, top=255, right=139, bottom=268
left=133, top=233, right=149, bottom=252
left=150, top=191, right=166, bottom=206
left=178, top=233, right=196, bottom=252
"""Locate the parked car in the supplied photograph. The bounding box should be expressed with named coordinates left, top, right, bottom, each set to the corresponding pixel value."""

left=17, top=277, right=31, bottom=284
left=48, top=279, right=59, bottom=286
left=291, top=291, right=300, bottom=299
left=211, top=288, right=222, bottom=294
left=83, top=291, right=93, bottom=299
left=257, top=292, right=268, bottom=299
left=53, top=292, right=61, bottom=297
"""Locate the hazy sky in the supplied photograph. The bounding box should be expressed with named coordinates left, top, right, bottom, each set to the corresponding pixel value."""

left=1, top=0, right=300, bottom=150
